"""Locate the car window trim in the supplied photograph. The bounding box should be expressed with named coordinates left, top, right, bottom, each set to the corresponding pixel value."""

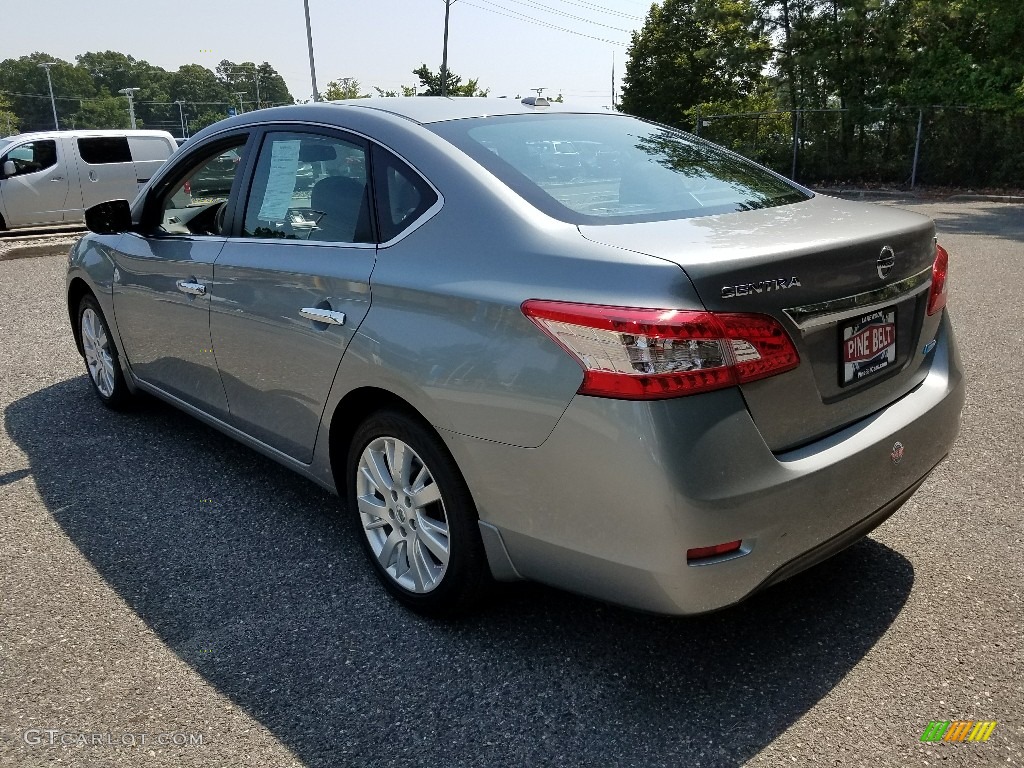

left=236, top=123, right=379, bottom=246
left=197, top=118, right=444, bottom=249
left=135, top=131, right=256, bottom=235
left=369, top=143, right=444, bottom=249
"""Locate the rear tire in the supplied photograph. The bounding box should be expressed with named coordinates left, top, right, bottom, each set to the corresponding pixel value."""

left=346, top=409, right=490, bottom=617
left=78, top=295, right=132, bottom=409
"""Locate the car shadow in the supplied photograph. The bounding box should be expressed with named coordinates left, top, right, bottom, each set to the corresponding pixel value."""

left=5, top=379, right=915, bottom=767
left=894, top=199, right=1024, bottom=242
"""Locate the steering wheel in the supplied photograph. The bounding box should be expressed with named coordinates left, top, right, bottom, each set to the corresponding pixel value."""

left=214, top=201, right=228, bottom=235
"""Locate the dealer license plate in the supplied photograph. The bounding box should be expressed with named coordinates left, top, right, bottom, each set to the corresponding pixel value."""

left=840, top=307, right=897, bottom=386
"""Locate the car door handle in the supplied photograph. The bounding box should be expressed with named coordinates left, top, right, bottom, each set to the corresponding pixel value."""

left=50, top=176, right=64, bottom=182
left=299, top=307, right=346, bottom=325
left=176, top=279, right=207, bottom=296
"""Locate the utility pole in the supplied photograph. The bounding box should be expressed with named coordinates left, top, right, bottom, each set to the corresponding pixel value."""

left=119, top=87, right=140, bottom=129
left=611, top=52, right=616, bottom=111
left=303, top=0, right=320, bottom=101
left=235, top=92, right=246, bottom=113
left=440, top=0, right=457, bottom=97
left=38, top=62, right=59, bottom=130
left=174, top=100, right=187, bottom=137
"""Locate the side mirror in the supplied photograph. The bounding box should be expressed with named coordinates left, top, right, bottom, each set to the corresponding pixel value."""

left=85, top=199, right=133, bottom=234
left=2, top=160, right=14, bottom=177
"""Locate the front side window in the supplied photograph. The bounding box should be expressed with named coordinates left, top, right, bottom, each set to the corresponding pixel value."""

left=158, top=140, right=247, bottom=235
left=242, top=131, right=372, bottom=243
left=78, top=136, right=132, bottom=165
left=430, top=114, right=809, bottom=225
left=2, top=140, right=57, bottom=177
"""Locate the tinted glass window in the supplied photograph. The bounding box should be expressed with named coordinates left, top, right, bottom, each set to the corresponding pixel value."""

left=372, top=146, right=437, bottom=242
left=242, top=131, right=373, bottom=243
left=77, top=136, right=132, bottom=165
left=159, top=140, right=247, bottom=235
left=430, top=114, right=809, bottom=225
left=2, top=140, right=57, bottom=176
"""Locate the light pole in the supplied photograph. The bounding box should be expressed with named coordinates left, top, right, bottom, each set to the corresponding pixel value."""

left=174, top=100, right=187, bottom=137
left=235, top=92, right=246, bottom=113
left=302, top=0, right=320, bottom=101
left=119, top=87, right=140, bottom=129
left=440, top=0, right=458, bottom=97
left=38, top=62, right=59, bottom=129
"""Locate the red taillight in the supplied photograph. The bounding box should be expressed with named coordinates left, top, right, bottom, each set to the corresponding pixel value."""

left=687, top=540, right=742, bottom=561
left=927, top=243, right=949, bottom=316
left=521, top=300, right=799, bottom=400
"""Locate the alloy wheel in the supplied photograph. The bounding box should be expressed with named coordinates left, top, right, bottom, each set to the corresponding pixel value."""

left=355, top=436, right=450, bottom=593
left=81, top=307, right=116, bottom=398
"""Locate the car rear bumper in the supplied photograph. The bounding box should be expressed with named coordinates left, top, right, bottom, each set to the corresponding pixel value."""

left=445, top=312, right=964, bottom=615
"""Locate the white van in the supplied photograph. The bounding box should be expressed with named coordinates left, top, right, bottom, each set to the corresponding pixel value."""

left=0, top=129, right=177, bottom=230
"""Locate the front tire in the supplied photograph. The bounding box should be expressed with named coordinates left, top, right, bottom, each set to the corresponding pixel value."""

left=78, top=295, right=132, bottom=409
left=347, top=409, right=490, bottom=616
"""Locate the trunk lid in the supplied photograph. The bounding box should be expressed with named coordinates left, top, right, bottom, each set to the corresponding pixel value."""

left=579, top=195, right=942, bottom=451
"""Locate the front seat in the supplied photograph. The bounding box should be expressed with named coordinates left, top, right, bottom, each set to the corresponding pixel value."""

left=309, top=175, right=372, bottom=243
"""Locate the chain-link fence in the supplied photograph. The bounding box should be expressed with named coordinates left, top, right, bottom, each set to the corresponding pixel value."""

left=693, top=107, right=1024, bottom=188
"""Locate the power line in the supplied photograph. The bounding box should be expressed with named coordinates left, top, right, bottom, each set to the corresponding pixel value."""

left=546, top=0, right=640, bottom=20
left=463, top=0, right=628, bottom=45
left=498, top=0, right=633, bottom=29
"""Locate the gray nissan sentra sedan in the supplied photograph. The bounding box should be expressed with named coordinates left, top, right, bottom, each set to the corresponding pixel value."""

left=66, top=97, right=964, bottom=616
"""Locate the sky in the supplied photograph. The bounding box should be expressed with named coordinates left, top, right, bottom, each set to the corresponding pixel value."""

left=3, top=0, right=650, bottom=108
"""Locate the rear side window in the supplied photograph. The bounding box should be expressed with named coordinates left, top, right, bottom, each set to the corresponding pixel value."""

left=242, top=131, right=373, bottom=243
left=78, top=136, right=132, bottom=165
left=127, top=135, right=174, bottom=162
left=429, top=114, right=809, bottom=225
left=371, top=146, right=438, bottom=242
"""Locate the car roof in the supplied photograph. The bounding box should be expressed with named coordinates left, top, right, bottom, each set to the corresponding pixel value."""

left=3, top=129, right=175, bottom=141
left=326, top=97, right=603, bottom=125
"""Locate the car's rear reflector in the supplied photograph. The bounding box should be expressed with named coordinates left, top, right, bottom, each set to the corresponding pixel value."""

left=927, top=243, right=949, bottom=316
left=687, top=540, right=743, bottom=561
left=521, top=300, right=799, bottom=399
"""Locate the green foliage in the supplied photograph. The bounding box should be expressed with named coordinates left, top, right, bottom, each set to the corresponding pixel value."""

left=412, top=65, right=488, bottom=97
left=75, top=87, right=131, bottom=129
left=0, top=50, right=294, bottom=135
left=373, top=85, right=419, bottom=98
left=216, top=60, right=292, bottom=108
left=0, top=92, right=18, bottom=135
left=623, top=0, right=1024, bottom=185
left=620, top=0, right=770, bottom=127
left=322, top=78, right=370, bottom=100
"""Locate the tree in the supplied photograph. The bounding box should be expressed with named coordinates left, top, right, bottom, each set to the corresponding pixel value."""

left=620, top=0, right=771, bottom=126
left=0, top=53, right=97, bottom=131
left=374, top=85, right=419, bottom=98
left=0, top=93, right=19, bottom=135
left=75, top=87, right=131, bottom=129
left=255, top=62, right=293, bottom=106
left=322, top=77, right=370, bottom=100
left=412, top=65, right=489, bottom=97
left=215, top=60, right=292, bottom=109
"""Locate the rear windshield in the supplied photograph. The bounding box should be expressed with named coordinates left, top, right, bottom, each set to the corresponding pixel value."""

left=429, top=113, right=809, bottom=225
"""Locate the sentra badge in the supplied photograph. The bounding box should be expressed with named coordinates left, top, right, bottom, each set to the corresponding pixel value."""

left=721, top=277, right=801, bottom=299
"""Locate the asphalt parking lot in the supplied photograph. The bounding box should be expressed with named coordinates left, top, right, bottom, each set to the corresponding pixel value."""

left=1, top=199, right=1021, bottom=767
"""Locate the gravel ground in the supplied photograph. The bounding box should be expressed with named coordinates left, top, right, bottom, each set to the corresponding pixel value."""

left=0, top=233, right=81, bottom=262
left=0, top=201, right=1021, bottom=767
